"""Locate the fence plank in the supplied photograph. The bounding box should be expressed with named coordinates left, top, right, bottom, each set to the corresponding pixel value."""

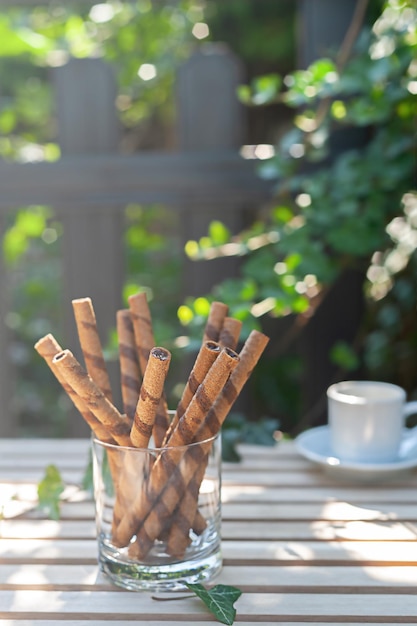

left=0, top=153, right=270, bottom=208
left=177, top=44, right=245, bottom=150
left=54, top=58, right=120, bottom=155
left=0, top=214, right=16, bottom=436
left=176, top=44, right=250, bottom=295
left=297, top=0, right=357, bottom=67
left=0, top=51, right=272, bottom=437
left=53, top=58, right=124, bottom=435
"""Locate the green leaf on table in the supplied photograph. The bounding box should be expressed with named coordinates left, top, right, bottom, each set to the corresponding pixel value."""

left=81, top=455, right=94, bottom=494
left=184, top=583, right=242, bottom=625
left=37, top=464, right=65, bottom=520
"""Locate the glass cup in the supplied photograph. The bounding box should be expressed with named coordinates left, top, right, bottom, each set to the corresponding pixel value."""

left=92, top=424, right=222, bottom=591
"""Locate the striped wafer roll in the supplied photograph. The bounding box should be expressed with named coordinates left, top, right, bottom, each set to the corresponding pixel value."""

left=203, top=301, right=229, bottom=342
left=109, top=442, right=151, bottom=536
left=125, top=438, right=213, bottom=559
left=34, top=334, right=115, bottom=444
left=117, top=309, right=141, bottom=420
left=152, top=400, right=170, bottom=448
left=166, top=460, right=205, bottom=557
left=166, top=347, right=239, bottom=449
left=200, top=330, right=270, bottom=437
left=117, top=347, right=239, bottom=557
left=128, top=292, right=169, bottom=447
left=72, top=298, right=113, bottom=402
left=110, top=347, right=170, bottom=534
left=35, top=335, right=122, bottom=535
left=128, top=292, right=155, bottom=372
left=52, top=349, right=132, bottom=446
left=112, top=435, right=214, bottom=551
left=218, top=316, right=243, bottom=350
left=165, top=329, right=269, bottom=556
left=162, top=341, right=221, bottom=446
left=130, top=347, right=171, bottom=448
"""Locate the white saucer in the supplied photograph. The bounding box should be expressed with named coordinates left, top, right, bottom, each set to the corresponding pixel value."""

left=295, top=425, right=417, bottom=482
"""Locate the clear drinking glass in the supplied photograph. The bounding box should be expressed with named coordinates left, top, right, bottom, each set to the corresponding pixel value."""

left=92, top=425, right=222, bottom=591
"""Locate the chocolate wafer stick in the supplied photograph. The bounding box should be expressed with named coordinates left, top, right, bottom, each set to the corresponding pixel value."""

left=117, top=309, right=141, bottom=420
left=165, top=330, right=269, bottom=556
left=72, top=298, right=113, bottom=402
left=128, top=292, right=155, bottom=372
left=202, top=330, right=270, bottom=436
left=35, top=334, right=115, bottom=444
left=218, top=316, right=243, bottom=350
left=166, top=460, right=205, bottom=557
left=130, top=347, right=171, bottom=448
left=35, top=334, right=123, bottom=534
left=112, top=348, right=238, bottom=547
left=116, top=347, right=239, bottom=557
left=163, top=347, right=239, bottom=450
left=110, top=346, right=170, bottom=534
left=125, top=437, right=214, bottom=559
left=203, top=301, right=229, bottom=342
left=162, top=341, right=221, bottom=446
left=52, top=349, right=132, bottom=446
left=128, top=292, right=169, bottom=447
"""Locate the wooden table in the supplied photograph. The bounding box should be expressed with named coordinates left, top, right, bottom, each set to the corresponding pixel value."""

left=1, top=437, right=417, bottom=624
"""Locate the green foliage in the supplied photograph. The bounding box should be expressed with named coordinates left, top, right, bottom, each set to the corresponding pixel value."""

left=2, top=205, right=67, bottom=437
left=124, top=203, right=183, bottom=349
left=206, top=0, right=295, bottom=76
left=37, top=464, right=65, bottom=520
left=3, top=206, right=50, bottom=264
left=0, top=2, right=219, bottom=435
left=330, top=341, right=360, bottom=372
left=222, top=412, right=280, bottom=462
left=0, top=1, right=297, bottom=436
left=4, top=0, right=415, bottom=436
left=184, top=583, right=242, bottom=625
left=5, top=200, right=184, bottom=436
left=183, top=0, right=417, bottom=429
left=0, top=1, right=201, bottom=160
left=81, top=453, right=94, bottom=495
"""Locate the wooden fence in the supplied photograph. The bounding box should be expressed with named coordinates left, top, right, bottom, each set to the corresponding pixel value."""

left=0, top=1, right=360, bottom=437
left=0, top=45, right=272, bottom=437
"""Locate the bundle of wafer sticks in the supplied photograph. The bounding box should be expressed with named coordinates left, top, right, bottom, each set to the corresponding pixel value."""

left=35, top=293, right=269, bottom=559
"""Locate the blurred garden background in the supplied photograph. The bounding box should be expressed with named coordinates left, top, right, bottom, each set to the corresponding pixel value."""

left=0, top=0, right=416, bottom=441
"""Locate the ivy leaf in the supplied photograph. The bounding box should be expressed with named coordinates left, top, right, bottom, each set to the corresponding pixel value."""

left=222, top=412, right=280, bottom=462
left=37, top=464, right=65, bottom=520
left=330, top=341, right=359, bottom=371
left=81, top=455, right=94, bottom=494
left=184, top=583, right=242, bottom=625
left=221, top=428, right=242, bottom=462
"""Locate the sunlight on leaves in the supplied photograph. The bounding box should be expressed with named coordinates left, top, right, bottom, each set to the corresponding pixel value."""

left=209, top=221, right=230, bottom=246
left=178, top=304, right=194, bottom=325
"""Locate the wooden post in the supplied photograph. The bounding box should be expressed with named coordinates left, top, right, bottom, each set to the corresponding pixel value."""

left=177, top=43, right=245, bottom=151
left=53, top=58, right=124, bottom=436
left=297, top=0, right=358, bottom=68
left=0, top=215, right=15, bottom=436
left=176, top=44, right=249, bottom=296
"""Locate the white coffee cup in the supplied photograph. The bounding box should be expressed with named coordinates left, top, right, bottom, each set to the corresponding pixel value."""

left=327, top=380, right=417, bottom=463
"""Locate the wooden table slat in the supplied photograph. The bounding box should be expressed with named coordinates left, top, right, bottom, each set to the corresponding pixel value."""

left=1, top=590, right=417, bottom=619
left=1, top=564, right=417, bottom=590
left=1, top=438, right=416, bottom=624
